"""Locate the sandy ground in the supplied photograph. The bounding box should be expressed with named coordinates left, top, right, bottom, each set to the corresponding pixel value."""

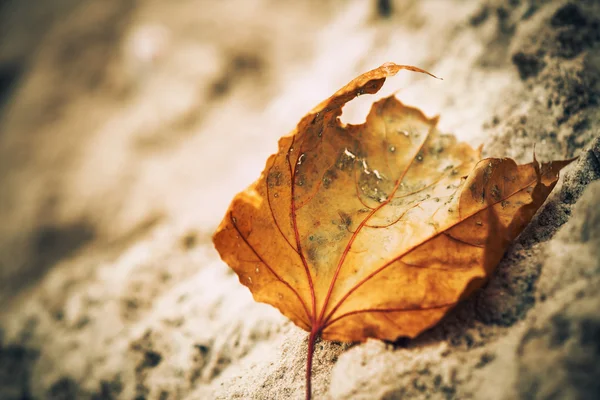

left=0, top=0, right=599, bottom=399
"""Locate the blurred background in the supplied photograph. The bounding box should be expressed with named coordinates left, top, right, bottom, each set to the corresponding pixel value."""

left=0, top=0, right=512, bottom=300
left=1, top=0, right=598, bottom=399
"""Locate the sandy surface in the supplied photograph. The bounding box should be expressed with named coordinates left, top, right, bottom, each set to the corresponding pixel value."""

left=0, top=0, right=599, bottom=399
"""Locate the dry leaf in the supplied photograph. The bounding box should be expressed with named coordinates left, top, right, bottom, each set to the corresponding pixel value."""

left=213, top=63, right=572, bottom=399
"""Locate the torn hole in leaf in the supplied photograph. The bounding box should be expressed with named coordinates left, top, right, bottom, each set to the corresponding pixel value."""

left=339, top=89, right=383, bottom=125
left=339, top=71, right=414, bottom=126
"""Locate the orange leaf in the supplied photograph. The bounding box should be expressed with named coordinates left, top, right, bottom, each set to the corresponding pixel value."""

left=212, top=63, right=573, bottom=399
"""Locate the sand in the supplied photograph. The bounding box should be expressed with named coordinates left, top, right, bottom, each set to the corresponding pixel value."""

left=0, top=0, right=598, bottom=399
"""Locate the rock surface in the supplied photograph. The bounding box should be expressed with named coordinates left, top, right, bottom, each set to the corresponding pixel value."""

left=0, top=0, right=599, bottom=399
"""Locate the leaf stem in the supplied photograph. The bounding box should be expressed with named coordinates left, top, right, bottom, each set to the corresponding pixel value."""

left=306, top=328, right=318, bottom=400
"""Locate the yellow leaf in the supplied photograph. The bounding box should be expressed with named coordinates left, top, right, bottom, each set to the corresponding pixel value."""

left=213, top=63, right=573, bottom=399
